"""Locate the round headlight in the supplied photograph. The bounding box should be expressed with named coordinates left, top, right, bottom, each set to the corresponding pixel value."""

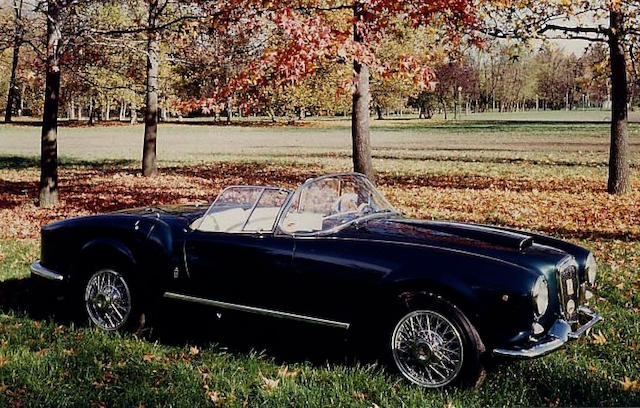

left=586, top=252, right=597, bottom=286
left=532, top=276, right=549, bottom=317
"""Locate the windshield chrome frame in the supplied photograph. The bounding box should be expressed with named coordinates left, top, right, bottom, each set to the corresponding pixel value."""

left=196, top=185, right=293, bottom=234
left=274, top=172, right=401, bottom=237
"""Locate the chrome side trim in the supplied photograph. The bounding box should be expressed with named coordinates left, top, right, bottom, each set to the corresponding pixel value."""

left=163, top=292, right=350, bottom=330
left=30, top=261, right=64, bottom=281
left=493, top=306, right=602, bottom=358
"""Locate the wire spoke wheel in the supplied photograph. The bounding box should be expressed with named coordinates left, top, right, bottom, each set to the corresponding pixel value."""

left=391, top=310, right=464, bottom=388
left=84, top=269, right=132, bottom=331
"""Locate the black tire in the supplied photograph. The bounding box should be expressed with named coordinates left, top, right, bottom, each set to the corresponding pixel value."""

left=78, top=263, right=144, bottom=332
left=387, top=295, right=486, bottom=388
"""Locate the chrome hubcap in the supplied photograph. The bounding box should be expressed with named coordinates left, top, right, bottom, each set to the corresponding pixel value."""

left=84, top=269, right=131, bottom=331
left=391, top=310, right=463, bottom=387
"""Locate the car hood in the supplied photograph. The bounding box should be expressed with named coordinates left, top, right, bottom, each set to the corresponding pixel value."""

left=112, top=203, right=207, bottom=223
left=351, top=217, right=569, bottom=272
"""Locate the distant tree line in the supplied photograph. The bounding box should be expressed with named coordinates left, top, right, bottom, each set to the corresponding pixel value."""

left=0, top=0, right=637, bottom=203
left=1, top=26, right=633, bottom=124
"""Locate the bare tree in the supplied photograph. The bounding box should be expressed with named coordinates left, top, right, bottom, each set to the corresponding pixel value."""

left=4, top=0, right=24, bottom=122
left=39, top=0, right=63, bottom=206
left=142, top=0, right=161, bottom=177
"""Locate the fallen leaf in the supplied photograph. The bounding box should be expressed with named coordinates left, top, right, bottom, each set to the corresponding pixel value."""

left=260, top=375, right=280, bottom=392
left=277, top=366, right=299, bottom=378
left=189, top=346, right=200, bottom=356
left=620, top=377, right=640, bottom=391
left=353, top=392, right=367, bottom=401
left=592, top=330, right=607, bottom=346
left=206, top=390, right=221, bottom=404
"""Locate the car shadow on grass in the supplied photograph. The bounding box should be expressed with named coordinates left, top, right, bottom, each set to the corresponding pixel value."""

left=0, top=276, right=366, bottom=369
left=2, top=277, right=638, bottom=406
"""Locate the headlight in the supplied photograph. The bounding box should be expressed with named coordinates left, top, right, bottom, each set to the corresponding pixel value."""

left=532, top=276, right=549, bottom=317
left=585, top=252, right=597, bottom=286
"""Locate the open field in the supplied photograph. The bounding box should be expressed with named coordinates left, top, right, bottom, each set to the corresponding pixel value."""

left=0, top=119, right=639, bottom=406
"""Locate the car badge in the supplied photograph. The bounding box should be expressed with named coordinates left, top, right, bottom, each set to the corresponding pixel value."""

left=566, top=279, right=574, bottom=296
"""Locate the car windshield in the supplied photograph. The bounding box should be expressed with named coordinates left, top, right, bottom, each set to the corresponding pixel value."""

left=279, top=173, right=398, bottom=234
left=195, top=186, right=291, bottom=233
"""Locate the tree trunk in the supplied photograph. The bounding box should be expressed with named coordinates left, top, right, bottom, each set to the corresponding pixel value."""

left=39, top=0, right=61, bottom=207
left=375, top=105, right=383, bottom=120
left=607, top=10, right=631, bottom=194
left=106, top=99, right=110, bottom=121
left=88, top=96, right=95, bottom=125
left=120, top=100, right=125, bottom=121
left=142, top=0, right=159, bottom=177
left=226, top=97, right=231, bottom=124
left=351, top=2, right=374, bottom=182
left=4, top=0, right=23, bottom=123
left=19, top=83, right=25, bottom=115
left=162, top=95, right=168, bottom=121
left=68, top=98, right=75, bottom=119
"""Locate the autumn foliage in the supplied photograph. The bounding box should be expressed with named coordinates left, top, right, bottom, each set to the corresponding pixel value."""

left=184, top=0, right=478, bottom=113
left=1, top=160, right=638, bottom=241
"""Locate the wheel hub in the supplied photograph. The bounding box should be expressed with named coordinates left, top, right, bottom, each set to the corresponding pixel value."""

left=92, top=288, right=120, bottom=311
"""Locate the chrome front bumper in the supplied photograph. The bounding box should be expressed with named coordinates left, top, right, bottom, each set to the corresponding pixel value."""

left=493, top=306, right=602, bottom=358
left=30, top=260, right=64, bottom=281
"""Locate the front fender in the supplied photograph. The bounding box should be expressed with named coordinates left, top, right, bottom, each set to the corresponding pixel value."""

left=384, top=247, right=541, bottom=349
left=80, top=237, right=137, bottom=268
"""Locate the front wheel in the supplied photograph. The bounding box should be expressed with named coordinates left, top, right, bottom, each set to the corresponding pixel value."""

left=389, top=299, right=485, bottom=388
left=83, top=268, right=135, bottom=331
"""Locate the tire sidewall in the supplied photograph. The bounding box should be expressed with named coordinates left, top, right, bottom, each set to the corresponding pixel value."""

left=387, top=295, right=485, bottom=388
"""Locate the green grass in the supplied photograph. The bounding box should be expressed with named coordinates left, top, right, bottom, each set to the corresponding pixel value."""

left=0, top=240, right=37, bottom=281
left=0, top=238, right=639, bottom=407
left=0, top=118, right=639, bottom=406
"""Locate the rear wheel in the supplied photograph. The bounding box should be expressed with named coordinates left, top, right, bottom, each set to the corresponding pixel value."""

left=389, top=297, right=485, bottom=388
left=83, top=268, right=135, bottom=331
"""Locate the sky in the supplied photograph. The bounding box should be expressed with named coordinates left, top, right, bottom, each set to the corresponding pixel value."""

left=550, top=39, right=592, bottom=55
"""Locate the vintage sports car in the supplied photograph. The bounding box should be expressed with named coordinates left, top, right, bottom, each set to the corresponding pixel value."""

left=30, top=172, right=602, bottom=388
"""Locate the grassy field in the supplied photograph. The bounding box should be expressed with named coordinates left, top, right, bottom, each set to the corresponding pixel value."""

left=0, top=118, right=639, bottom=407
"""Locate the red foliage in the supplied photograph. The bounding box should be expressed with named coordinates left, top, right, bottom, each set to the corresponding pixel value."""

left=180, top=0, right=477, bottom=112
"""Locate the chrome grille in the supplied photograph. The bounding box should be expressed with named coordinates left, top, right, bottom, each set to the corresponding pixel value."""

left=557, top=259, right=580, bottom=322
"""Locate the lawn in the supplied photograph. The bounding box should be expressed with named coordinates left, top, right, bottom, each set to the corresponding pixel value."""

left=0, top=118, right=639, bottom=407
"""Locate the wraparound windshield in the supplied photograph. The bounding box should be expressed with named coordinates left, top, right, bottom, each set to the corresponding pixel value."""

left=279, top=173, right=398, bottom=234
left=195, top=186, right=291, bottom=233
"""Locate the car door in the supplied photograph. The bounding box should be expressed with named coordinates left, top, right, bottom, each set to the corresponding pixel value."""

left=184, top=230, right=294, bottom=310
left=288, top=234, right=398, bottom=324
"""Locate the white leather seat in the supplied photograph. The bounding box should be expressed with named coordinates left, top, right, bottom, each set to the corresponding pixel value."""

left=281, top=212, right=324, bottom=233
left=197, top=208, right=247, bottom=232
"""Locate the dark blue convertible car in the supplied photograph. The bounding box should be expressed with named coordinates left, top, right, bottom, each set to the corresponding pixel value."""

left=31, top=172, right=602, bottom=388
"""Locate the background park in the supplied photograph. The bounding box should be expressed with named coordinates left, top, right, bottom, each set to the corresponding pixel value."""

left=1, top=0, right=640, bottom=407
